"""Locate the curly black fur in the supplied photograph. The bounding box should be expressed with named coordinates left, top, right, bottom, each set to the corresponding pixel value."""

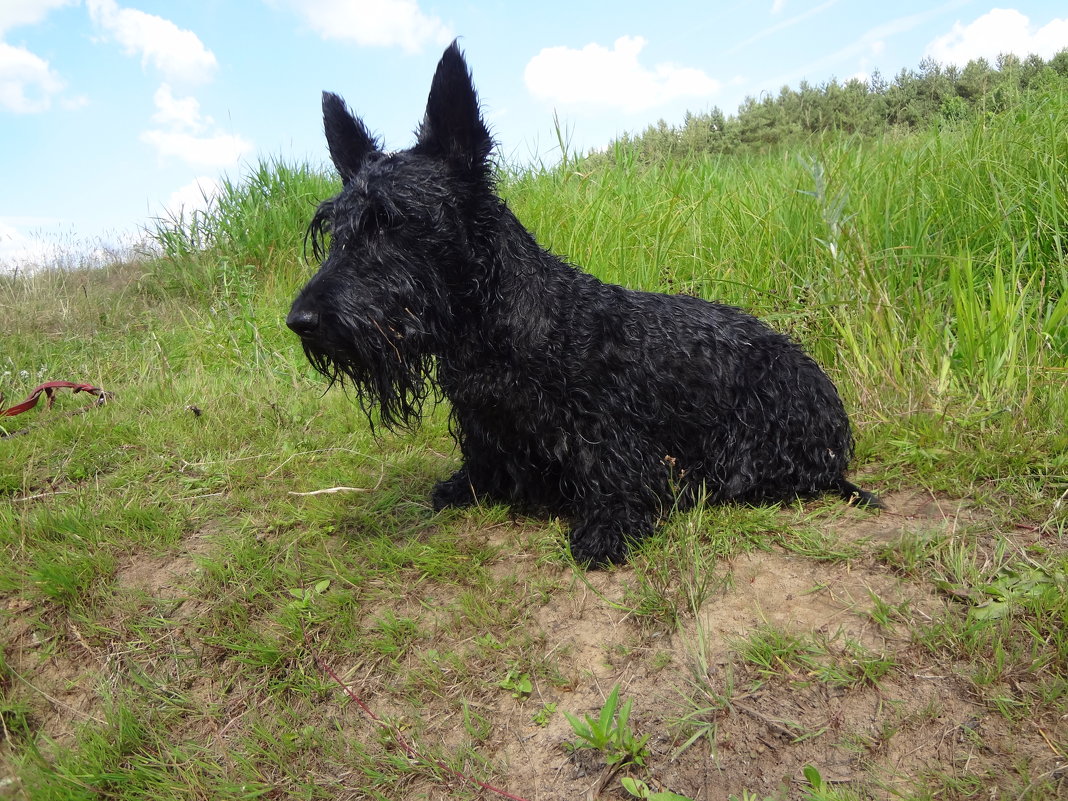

left=287, top=42, right=881, bottom=566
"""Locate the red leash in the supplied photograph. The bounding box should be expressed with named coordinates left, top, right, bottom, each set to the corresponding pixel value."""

left=0, top=381, right=110, bottom=417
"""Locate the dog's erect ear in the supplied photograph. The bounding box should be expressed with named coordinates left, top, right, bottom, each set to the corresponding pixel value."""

left=415, top=41, right=492, bottom=171
left=323, top=92, right=379, bottom=184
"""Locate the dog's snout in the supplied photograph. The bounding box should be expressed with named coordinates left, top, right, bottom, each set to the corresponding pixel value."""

left=286, top=308, right=320, bottom=337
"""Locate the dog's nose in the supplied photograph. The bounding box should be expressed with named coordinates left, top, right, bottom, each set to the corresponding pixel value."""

left=286, top=308, right=320, bottom=336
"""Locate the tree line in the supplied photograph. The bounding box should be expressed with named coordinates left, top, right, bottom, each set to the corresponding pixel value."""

left=598, top=49, right=1068, bottom=163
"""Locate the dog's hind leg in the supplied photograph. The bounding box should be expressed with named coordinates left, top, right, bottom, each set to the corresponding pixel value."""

left=836, top=478, right=885, bottom=509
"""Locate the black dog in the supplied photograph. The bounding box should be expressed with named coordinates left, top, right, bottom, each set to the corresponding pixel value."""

left=287, top=42, right=880, bottom=566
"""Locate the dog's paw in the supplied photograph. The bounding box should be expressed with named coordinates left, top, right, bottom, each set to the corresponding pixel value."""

left=431, top=470, right=478, bottom=511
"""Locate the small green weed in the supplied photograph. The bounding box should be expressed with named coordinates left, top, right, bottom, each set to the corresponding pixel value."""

left=866, top=589, right=911, bottom=630
left=498, top=669, right=533, bottom=699
left=801, top=764, right=867, bottom=800
left=286, top=578, right=330, bottom=613
left=532, top=701, right=556, bottom=726
left=960, top=564, right=1066, bottom=623
left=621, top=776, right=696, bottom=800
left=564, top=684, right=650, bottom=767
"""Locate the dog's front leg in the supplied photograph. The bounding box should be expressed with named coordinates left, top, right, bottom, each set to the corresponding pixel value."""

left=431, top=465, right=480, bottom=510
left=567, top=499, right=655, bottom=568
left=430, top=455, right=517, bottom=511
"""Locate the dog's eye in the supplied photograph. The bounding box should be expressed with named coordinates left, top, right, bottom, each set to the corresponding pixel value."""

left=363, top=207, right=399, bottom=235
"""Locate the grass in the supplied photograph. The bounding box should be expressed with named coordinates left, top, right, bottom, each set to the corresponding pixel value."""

left=1, top=82, right=1067, bottom=799
left=731, top=625, right=896, bottom=689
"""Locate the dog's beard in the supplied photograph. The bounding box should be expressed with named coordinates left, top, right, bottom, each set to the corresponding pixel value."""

left=301, top=331, right=436, bottom=432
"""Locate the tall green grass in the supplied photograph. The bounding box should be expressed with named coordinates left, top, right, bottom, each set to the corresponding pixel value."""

left=147, top=158, right=337, bottom=301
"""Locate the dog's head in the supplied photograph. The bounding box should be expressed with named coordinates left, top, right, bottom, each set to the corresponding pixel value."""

left=287, top=42, right=495, bottom=429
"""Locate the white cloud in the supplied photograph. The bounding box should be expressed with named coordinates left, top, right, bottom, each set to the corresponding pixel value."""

left=0, top=216, right=96, bottom=272
left=0, top=0, right=74, bottom=113
left=0, top=217, right=141, bottom=273
left=151, top=83, right=209, bottom=132
left=771, top=1, right=788, bottom=14
left=524, top=36, right=720, bottom=114
left=0, top=41, right=64, bottom=112
left=60, top=94, right=90, bottom=110
left=141, top=128, right=252, bottom=167
left=87, top=0, right=217, bottom=84
left=141, top=82, right=250, bottom=166
left=926, top=8, right=1068, bottom=66
left=82, top=5, right=248, bottom=168
left=283, top=0, right=452, bottom=53
left=162, top=176, right=220, bottom=219
left=0, top=0, right=74, bottom=34
left=0, top=218, right=52, bottom=271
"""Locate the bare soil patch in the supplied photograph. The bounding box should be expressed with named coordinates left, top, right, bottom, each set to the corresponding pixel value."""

left=433, top=494, right=1063, bottom=799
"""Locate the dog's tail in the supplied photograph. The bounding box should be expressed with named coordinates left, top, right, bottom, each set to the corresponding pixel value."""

left=836, top=478, right=885, bottom=510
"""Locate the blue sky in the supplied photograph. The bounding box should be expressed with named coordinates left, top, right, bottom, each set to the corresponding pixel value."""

left=2, top=1, right=1067, bottom=269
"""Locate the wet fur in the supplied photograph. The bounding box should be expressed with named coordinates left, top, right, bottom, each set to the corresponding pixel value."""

left=287, top=42, right=881, bottom=566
